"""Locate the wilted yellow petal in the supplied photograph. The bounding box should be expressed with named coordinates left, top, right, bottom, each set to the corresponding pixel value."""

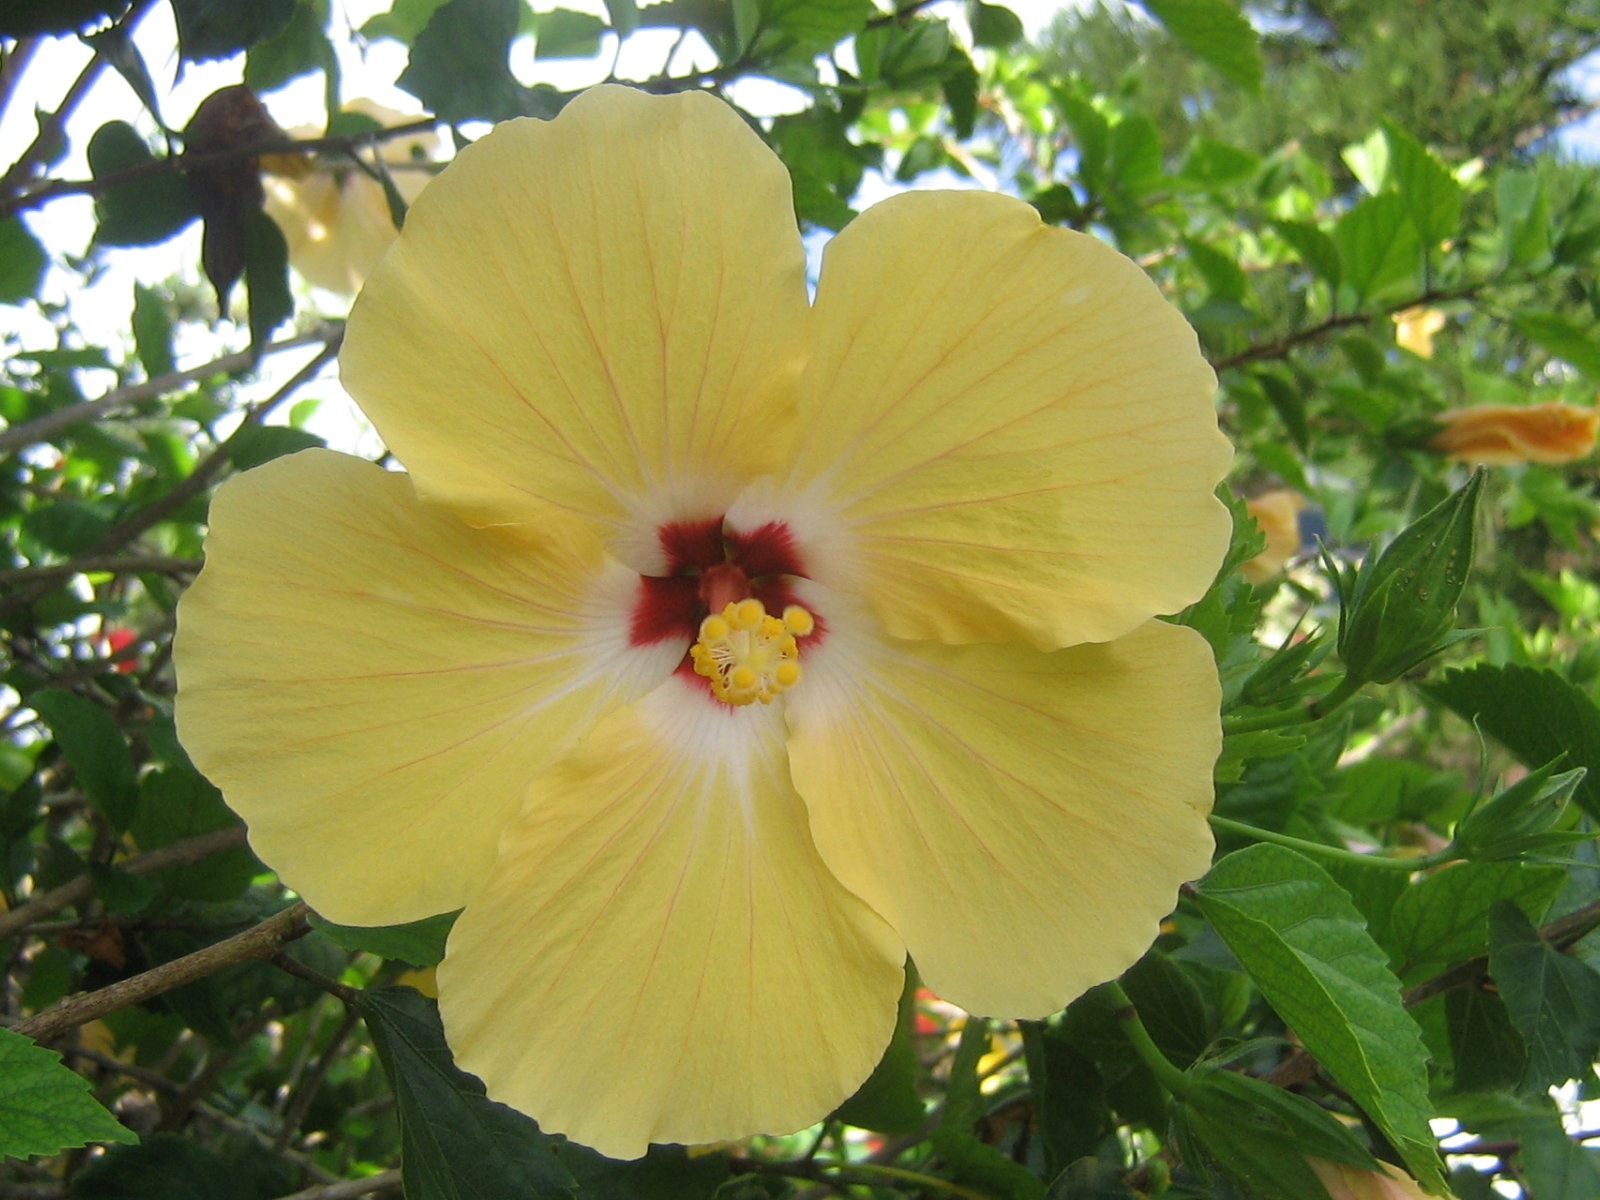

left=786, top=611, right=1219, bottom=1017
left=341, top=85, right=810, bottom=541
left=782, top=190, right=1231, bottom=650
left=174, top=450, right=681, bottom=926
left=438, top=682, right=904, bottom=1159
left=1429, top=401, right=1598, bottom=465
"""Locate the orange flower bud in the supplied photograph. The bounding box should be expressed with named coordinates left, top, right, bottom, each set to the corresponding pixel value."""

left=1428, top=402, right=1598, bottom=465
left=1241, top=489, right=1306, bottom=583
left=1309, top=1157, right=1439, bottom=1200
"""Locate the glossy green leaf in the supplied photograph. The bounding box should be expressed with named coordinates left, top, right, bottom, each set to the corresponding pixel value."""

left=1383, top=122, right=1461, bottom=243
left=1487, top=902, right=1600, bottom=1092
left=359, top=987, right=577, bottom=1200
left=314, top=911, right=459, bottom=967
left=1422, top=664, right=1600, bottom=819
left=0, top=1027, right=134, bottom=1159
left=1388, top=861, right=1565, bottom=975
left=1194, top=845, right=1445, bottom=1192
left=1332, top=192, right=1420, bottom=301
left=30, top=689, right=138, bottom=831
left=1137, top=0, right=1263, bottom=92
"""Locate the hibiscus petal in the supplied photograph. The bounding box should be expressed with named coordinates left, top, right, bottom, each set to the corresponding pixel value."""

left=341, top=85, right=810, bottom=543
left=785, top=612, right=1218, bottom=1017
left=437, top=679, right=905, bottom=1159
left=786, top=190, right=1231, bottom=650
left=174, top=450, right=679, bottom=926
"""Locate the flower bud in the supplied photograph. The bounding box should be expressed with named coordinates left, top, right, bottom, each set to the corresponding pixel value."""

left=1429, top=401, right=1597, bottom=466
left=1336, top=470, right=1483, bottom=684
left=1451, top=761, right=1588, bottom=862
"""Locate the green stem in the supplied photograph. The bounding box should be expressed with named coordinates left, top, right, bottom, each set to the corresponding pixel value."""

left=1222, top=673, right=1366, bottom=735
left=1209, top=814, right=1456, bottom=871
left=1102, top=981, right=1194, bottom=1100
left=835, top=1162, right=998, bottom=1200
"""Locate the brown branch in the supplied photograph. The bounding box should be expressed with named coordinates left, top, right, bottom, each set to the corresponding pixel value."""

left=0, top=334, right=341, bottom=620
left=15, top=901, right=311, bottom=1041
left=1, top=120, right=439, bottom=221
left=0, top=322, right=342, bottom=454
left=0, top=555, right=201, bottom=588
left=271, top=1170, right=403, bottom=1200
left=0, top=825, right=248, bottom=942
left=1212, top=284, right=1484, bottom=372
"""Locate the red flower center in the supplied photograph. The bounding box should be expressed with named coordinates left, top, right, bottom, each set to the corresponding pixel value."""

left=629, top=517, right=823, bottom=657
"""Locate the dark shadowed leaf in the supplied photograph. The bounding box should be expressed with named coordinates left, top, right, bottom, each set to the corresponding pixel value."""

left=171, top=0, right=296, bottom=62
left=1487, top=902, right=1600, bottom=1093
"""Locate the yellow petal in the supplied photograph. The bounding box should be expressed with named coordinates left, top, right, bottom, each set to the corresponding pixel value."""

left=174, top=450, right=680, bottom=926
left=437, top=680, right=905, bottom=1159
left=1429, top=401, right=1598, bottom=465
left=784, top=190, right=1231, bottom=649
left=341, top=85, right=810, bottom=541
left=786, top=610, right=1219, bottom=1017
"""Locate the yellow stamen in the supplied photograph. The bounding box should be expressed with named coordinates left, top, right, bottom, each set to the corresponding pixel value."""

left=691, top=599, right=815, bottom=706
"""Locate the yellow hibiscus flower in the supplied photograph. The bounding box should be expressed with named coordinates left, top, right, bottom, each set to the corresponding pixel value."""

left=263, top=100, right=439, bottom=296
left=174, top=85, right=1231, bottom=1158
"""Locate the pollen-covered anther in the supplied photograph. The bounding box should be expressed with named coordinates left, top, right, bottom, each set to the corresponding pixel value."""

left=691, top=600, right=815, bottom=706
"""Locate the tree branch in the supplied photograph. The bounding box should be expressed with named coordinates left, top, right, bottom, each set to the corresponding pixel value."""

left=270, top=1170, right=403, bottom=1200
left=15, top=901, right=311, bottom=1041
left=0, top=825, right=248, bottom=942
left=0, top=555, right=201, bottom=588
left=1212, top=285, right=1483, bottom=372
left=0, top=322, right=342, bottom=455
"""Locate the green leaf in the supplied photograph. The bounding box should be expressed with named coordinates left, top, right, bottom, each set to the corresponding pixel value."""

left=1444, top=985, right=1525, bottom=1093
left=1137, top=0, right=1262, bottom=92
left=932, top=1020, right=1048, bottom=1200
left=358, top=987, right=577, bottom=1200
left=30, top=689, right=139, bottom=831
left=1422, top=664, right=1600, bottom=820
left=87, top=122, right=197, bottom=247
left=21, top=499, right=114, bottom=554
left=1519, top=1119, right=1600, bottom=1199
left=226, top=423, right=327, bottom=470
left=314, top=911, right=459, bottom=967
left=1193, top=845, right=1446, bottom=1192
left=1270, top=219, right=1340, bottom=286
left=532, top=9, right=606, bottom=58
left=131, top=283, right=175, bottom=378
left=1332, top=192, right=1421, bottom=301
left=1383, top=122, right=1461, bottom=244
left=243, top=208, right=293, bottom=360
left=0, top=1027, right=134, bottom=1159
left=1181, top=1068, right=1377, bottom=1199
left=831, top=971, right=923, bottom=1134
left=559, top=1144, right=730, bottom=1200
left=756, top=0, right=873, bottom=51
left=0, top=217, right=47, bottom=303
left=69, top=1132, right=276, bottom=1199
left=1487, top=902, right=1600, bottom=1092
left=970, top=1, right=1024, bottom=48
left=602, top=0, right=638, bottom=35
left=245, top=0, right=338, bottom=94
left=363, top=0, right=451, bottom=41
left=0, top=0, right=129, bottom=36
left=1511, top=312, right=1600, bottom=379
left=1496, top=169, right=1550, bottom=269
left=171, top=0, right=295, bottom=61
left=399, top=0, right=532, bottom=122
left=132, top=767, right=258, bottom=901
left=1388, top=861, right=1565, bottom=975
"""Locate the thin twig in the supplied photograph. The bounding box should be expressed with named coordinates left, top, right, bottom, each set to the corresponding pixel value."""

left=0, top=322, right=342, bottom=454
left=15, top=902, right=311, bottom=1041
left=2, top=121, right=440, bottom=220
left=0, top=335, right=341, bottom=620
left=270, top=1169, right=403, bottom=1200
left=0, top=825, right=248, bottom=942
left=1212, top=285, right=1483, bottom=372
left=275, top=1004, right=363, bottom=1150
left=0, top=555, right=201, bottom=588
